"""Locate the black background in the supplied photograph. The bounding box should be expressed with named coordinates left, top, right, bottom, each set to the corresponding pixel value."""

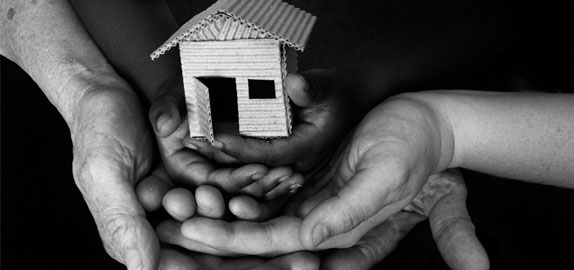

left=2, top=0, right=574, bottom=269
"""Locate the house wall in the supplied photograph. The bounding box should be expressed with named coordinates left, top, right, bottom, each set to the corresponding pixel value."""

left=180, top=39, right=290, bottom=137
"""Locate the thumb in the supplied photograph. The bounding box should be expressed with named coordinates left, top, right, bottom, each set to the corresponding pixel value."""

left=74, top=163, right=160, bottom=270
left=149, top=88, right=186, bottom=138
left=321, top=212, right=424, bottom=270
left=285, top=69, right=338, bottom=107
left=429, top=177, right=489, bottom=270
left=299, top=168, right=412, bottom=250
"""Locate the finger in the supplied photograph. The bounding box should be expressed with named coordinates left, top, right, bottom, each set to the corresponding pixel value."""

left=184, top=138, right=240, bottom=164
left=285, top=70, right=336, bottom=107
left=429, top=180, right=489, bottom=270
left=149, top=89, right=186, bottom=138
left=228, top=194, right=288, bottom=221
left=158, top=117, right=262, bottom=191
left=264, top=252, right=319, bottom=270
left=189, top=251, right=319, bottom=270
left=321, top=212, right=424, bottom=270
left=156, top=220, right=237, bottom=257
left=195, top=185, right=226, bottom=218
left=159, top=249, right=205, bottom=270
left=163, top=188, right=197, bottom=221
left=74, top=162, right=160, bottom=270
left=213, top=122, right=321, bottom=167
left=237, top=167, right=296, bottom=199
left=264, top=172, right=304, bottom=200
left=180, top=216, right=304, bottom=256
left=287, top=182, right=332, bottom=218
left=164, top=142, right=269, bottom=192
left=285, top=73, right=313, bottom=107
left=136, top=166, right=174, bottom=211
left=299, top=163, right=413, bottom=250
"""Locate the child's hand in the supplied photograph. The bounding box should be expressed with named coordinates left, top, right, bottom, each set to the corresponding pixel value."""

left=186, top=69, right=368, bottom=172
left=148, top=96, right=304, bottom=199
left=136, top=165, right=295, bottom=222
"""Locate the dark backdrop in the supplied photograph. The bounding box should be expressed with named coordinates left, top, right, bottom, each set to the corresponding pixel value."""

left=2, top=0, right=574, bottom=269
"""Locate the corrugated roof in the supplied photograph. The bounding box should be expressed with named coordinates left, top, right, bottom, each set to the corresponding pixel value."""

left=151, top=0, right=316, bottom=60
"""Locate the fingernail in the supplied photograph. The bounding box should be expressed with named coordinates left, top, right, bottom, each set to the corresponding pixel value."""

left=126, top=251, right=142, bottom=270
left=157, top=113, right=171, bottom=132
left=312, top=224, right=330, bottom=248
left=289, top=183, right=303, bottom=193
left=252, top=172, right=265, bottom=180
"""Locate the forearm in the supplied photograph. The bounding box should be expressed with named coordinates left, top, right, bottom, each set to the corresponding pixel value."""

left=411, top=91, right=574, bottom=188
left=70, top=0, right=182, bottom=102
left=0, top=0, right=128, bottom=125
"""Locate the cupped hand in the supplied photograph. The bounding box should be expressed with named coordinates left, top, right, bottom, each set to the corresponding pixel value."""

left=70, top=84, right=158, bottom=270
left=158, top=249, right=319, bottom=270
left=151, top=167, right=487, bottom=269
left=187, top=70, right=367, bottom=172
left=318, top=170, right=488, bottom=270
left=294, top=94, right=454, bottom=249
left=146, top=84, right=303, bottom=198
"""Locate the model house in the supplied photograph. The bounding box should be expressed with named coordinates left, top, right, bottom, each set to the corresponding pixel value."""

left=151, top=0, right=317, bottom=144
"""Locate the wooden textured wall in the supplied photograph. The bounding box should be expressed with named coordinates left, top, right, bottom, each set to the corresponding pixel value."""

left=180, top=39, right=290, bottom=138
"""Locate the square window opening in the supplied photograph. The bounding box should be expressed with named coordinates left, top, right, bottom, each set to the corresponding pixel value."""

left=248, top=79, right=276, bottom=99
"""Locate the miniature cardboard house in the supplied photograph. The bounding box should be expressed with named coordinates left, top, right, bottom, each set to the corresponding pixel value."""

left=151, top=0, right=317, bottom=144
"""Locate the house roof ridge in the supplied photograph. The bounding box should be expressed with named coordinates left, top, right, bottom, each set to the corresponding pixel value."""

left=151, top=0, right=316, bottom=60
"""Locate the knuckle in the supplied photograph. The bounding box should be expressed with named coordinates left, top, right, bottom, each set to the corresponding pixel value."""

left=355, top=245, right=382, bottom=270
left=336, top=204, right=362, bottom=234
left=98, top=208, right=142, bottom=259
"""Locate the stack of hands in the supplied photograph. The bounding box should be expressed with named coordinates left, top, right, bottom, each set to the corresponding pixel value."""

left=82, top=70, right=488, bottom=270
left=12, top=1, right=573, bottom=269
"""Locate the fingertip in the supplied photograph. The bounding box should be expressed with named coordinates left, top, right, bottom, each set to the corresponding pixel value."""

left=229, top=195, right=262, bottom=220
left=180, top=218, right=207, bottom=241
left=299, top=197, right=357, bottom=250
left=149, top=99, right=182, bottom=138
left=286, top=73, right=312, bottom=107
left=299, top=217, right=324, bottom=250
left=136, top=175, right=171, bottom=212
left=195, top=185, right=225, bottom=218
left=162, top=188, right=196, bottom=221
left=159, top=113, right=181, bottom=138
left=264, top=172, right=304, bottom=200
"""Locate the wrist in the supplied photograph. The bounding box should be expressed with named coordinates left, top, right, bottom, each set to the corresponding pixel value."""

left=66, top=68, right=135, bottom=135
left=389, top=91, right=456, bottom=173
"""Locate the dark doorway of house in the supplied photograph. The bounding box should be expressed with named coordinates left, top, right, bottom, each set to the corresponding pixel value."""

left=198, top=77, right=239, bottom=135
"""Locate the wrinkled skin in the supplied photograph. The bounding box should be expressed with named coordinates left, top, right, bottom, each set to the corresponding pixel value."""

left=70, top=84, right=158, bottom=270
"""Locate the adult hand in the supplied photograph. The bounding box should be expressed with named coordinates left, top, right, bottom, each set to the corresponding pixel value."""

left=151, top=168, right=487, bottom=269
left=70, top=84, right=158, bottom=270
left=157, top=249, right=318, bottom=270
left=318, top=170, right=488, bottom=270
left=294, top=94, right=454, bottom=250
left=187, top=70, right=367, bottom=172
left=180, top=94, right=452, bottom=252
